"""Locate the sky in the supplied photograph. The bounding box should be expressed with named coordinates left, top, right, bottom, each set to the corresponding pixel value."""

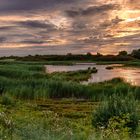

left=0, top=0, right=139, bottom=56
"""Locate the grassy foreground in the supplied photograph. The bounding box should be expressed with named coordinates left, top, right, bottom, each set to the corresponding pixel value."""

left=0, top=96, right=140, bottom=140
left=0, top=99, right=96, bottom=140
left=0, top=60, right=140, bottom=139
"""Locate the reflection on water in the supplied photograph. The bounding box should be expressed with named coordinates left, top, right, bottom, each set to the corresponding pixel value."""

left=45, top=63, right=96, bottom=73
left=45, top=64, right=140, bottom=86
left=85, top=67, right=140, bottom=86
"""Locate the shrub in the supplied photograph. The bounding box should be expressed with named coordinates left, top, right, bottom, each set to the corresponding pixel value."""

left=131, top=49, right=140, bottom=59
left=118, top=51, right=128, bottom=56
left=101, top=115, right=134, bottom=139
left=92, top=95, right=139, bottom=133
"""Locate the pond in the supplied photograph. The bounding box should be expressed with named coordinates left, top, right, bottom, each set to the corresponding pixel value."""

left=45, top=63, right=140, bottom=86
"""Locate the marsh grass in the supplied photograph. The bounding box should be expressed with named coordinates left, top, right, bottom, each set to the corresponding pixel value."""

left=92, top=95, right=139, bottom=133
left=1, top=94, right=15, bottom=106
left=49, top=67, right=97, bottom=82
left=0, top=61, right=139, bottom=101
left=134, top=87, right=140, bottom=100
left=0, top=60, right=140, bottom=139
left=0, top=98, right=139, bottom=140
left=0, top=99, right=95, bottom=140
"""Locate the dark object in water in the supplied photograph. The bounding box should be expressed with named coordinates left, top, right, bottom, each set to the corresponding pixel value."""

left=106, top=66, right=114, bottom=70
left=91, top=67, right=98, bottom=73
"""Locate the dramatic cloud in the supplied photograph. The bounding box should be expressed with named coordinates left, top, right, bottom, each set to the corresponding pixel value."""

left=17, top=20, right=57, bottom=30
left=0, top=0, right=139, bottom=56
left=0, top=37, right=6, bottom=43
left=66, top=4, right=120, bottom=17
left=0, top=0, right=80, bottom=13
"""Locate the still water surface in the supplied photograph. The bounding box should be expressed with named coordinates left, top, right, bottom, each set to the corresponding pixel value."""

left=45, top=63, right=140, bottom=86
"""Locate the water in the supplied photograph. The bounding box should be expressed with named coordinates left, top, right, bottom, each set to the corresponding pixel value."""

left=45, top=63, right=140, bottom=86
left=45, top=63, right=96, bottom=73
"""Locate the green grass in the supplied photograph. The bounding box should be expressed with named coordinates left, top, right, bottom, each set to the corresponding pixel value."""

left=49, top=67, right=97, bottom=82
left=0, top=60, right=139, bottom=139
left=92, top=95, right=139, bottom=131
left=0, top=99, right=95, bottom=140
left=0, top=60, right=140, bottom=139
left=124, top=61, right=140, bottom=67
left=0, top=61, right=138, bottom=101
left=0, top=98, right=140, bottom=140
left=96, top=60, right=140, bottom=67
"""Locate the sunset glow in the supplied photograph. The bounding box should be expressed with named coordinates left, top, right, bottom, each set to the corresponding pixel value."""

left=0, top=0, right=139, bottom=56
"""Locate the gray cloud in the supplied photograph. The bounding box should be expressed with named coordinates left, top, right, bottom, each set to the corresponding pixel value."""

left=0, top=26, right=15, bottom=31
left=0, top=37, right=6, bottom=43
left=0, top=0, right=83, bottom=13
left=17, top=20, right=57, bottom=30
left=66, top=4, right=120, bottom=17
left=82, top=4, right=120, bottom=15
left=0, top=0, right=139, bottom=56
left=20, top=40, right=46, bottom=45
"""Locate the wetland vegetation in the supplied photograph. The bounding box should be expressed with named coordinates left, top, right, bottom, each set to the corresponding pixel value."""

left=0, top=50, right=140, bottom=140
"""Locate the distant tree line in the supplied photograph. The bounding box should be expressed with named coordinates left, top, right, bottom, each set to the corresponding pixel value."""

left=131, top=49, right=140, bottom=59
left=0, top=49, right=140, bottom=61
